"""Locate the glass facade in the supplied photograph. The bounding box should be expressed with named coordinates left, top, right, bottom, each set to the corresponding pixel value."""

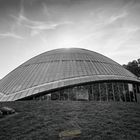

left=32, top=81, right=138, bottom=102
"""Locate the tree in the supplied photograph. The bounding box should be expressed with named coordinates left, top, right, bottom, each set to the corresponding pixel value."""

left=123, top=59, right=140, bottom=77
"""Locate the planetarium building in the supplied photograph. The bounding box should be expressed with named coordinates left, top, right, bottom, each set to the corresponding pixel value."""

left=0, top=48, right=139, bottom=102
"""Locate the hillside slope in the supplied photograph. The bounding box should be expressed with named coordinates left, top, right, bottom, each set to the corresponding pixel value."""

left=0, top=101, right=140, bottom=140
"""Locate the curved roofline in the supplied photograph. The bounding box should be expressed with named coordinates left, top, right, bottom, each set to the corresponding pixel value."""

left=1, top=48, right=134, bottom=80
left=0, top=48, right=139, bottom=102
left=0, top=47, right=123, bottom=82
left=0, top=74, right=139, bottom=102
left=19, top=47, right=121, bottom=66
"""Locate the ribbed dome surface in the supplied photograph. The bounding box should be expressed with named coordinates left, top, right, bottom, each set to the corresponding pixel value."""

left=0, top=48, right=138, bottom=101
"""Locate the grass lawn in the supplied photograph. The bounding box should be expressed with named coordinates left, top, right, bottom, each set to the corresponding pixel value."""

left=0, top=101, right=140, bottom=140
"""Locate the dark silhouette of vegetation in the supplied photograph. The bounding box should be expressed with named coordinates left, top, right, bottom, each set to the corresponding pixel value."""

left=123, top=59, right=140, bottom=77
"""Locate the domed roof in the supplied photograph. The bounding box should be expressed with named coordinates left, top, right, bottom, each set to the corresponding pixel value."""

left=0, top=48, right=138, bottom=101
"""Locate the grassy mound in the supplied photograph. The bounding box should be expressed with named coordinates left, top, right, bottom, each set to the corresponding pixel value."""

left=0, top=101, right=140, bottom=140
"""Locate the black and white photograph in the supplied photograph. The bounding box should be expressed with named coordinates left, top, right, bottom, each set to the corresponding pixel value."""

left=0, top=0, right=140, bottom=139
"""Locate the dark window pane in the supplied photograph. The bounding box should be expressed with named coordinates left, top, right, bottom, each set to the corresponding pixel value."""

left=107, top=83, right=114, bottom=101
left=51, top=91, right=59, bottom=100
left=124, top=83, right=130, bottom=102
left=73, top=86, right=89, bottom=101
left=93, top=83, right=100, bottom=101
left=100, top=83, right=107, bottom=101
left=113, top=82, right=120, bottom=101
left=128, top=84, right=135, bottom=102
left=89, top=85, right=94, bottom=101
left=118, top=83, right=125, bottom=102
left=69, top=87, right=77, bottom=100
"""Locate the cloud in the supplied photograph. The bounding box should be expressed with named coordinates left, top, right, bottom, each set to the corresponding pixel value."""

left=107, top=11, right=128, bottom=24
left=0, top=32, right=24, bottom=39
left=74, top=31, right=102, bottom=45
left=42, top=3, right=51, bottom=18
left=102, top=25, right=140, bottom=52
left=24, top=17, right=73, bottom=36
left=24, top=20, right=65, bottom=31
left=10, top=0, right=73, bottom=36
left=11, top=7, right=73, bottom=36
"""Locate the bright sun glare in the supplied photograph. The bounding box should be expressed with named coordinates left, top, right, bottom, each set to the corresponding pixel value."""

left=59, top=33, right=79, bottom=48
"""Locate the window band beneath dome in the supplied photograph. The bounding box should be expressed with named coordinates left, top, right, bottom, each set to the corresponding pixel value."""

left=28, top=81, right=138, bottom=102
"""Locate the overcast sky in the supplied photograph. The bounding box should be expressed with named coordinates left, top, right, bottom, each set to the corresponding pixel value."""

left=0, top=0, right=140, bottom=79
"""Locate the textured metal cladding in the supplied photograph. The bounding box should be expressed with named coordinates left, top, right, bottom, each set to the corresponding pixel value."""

left=0, top=74, right=139, bottom=101
left=0, top=48, right=139, bottom=101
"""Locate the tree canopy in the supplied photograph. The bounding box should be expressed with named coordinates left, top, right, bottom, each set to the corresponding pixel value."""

left=123, top=59, right=140, bottom=77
